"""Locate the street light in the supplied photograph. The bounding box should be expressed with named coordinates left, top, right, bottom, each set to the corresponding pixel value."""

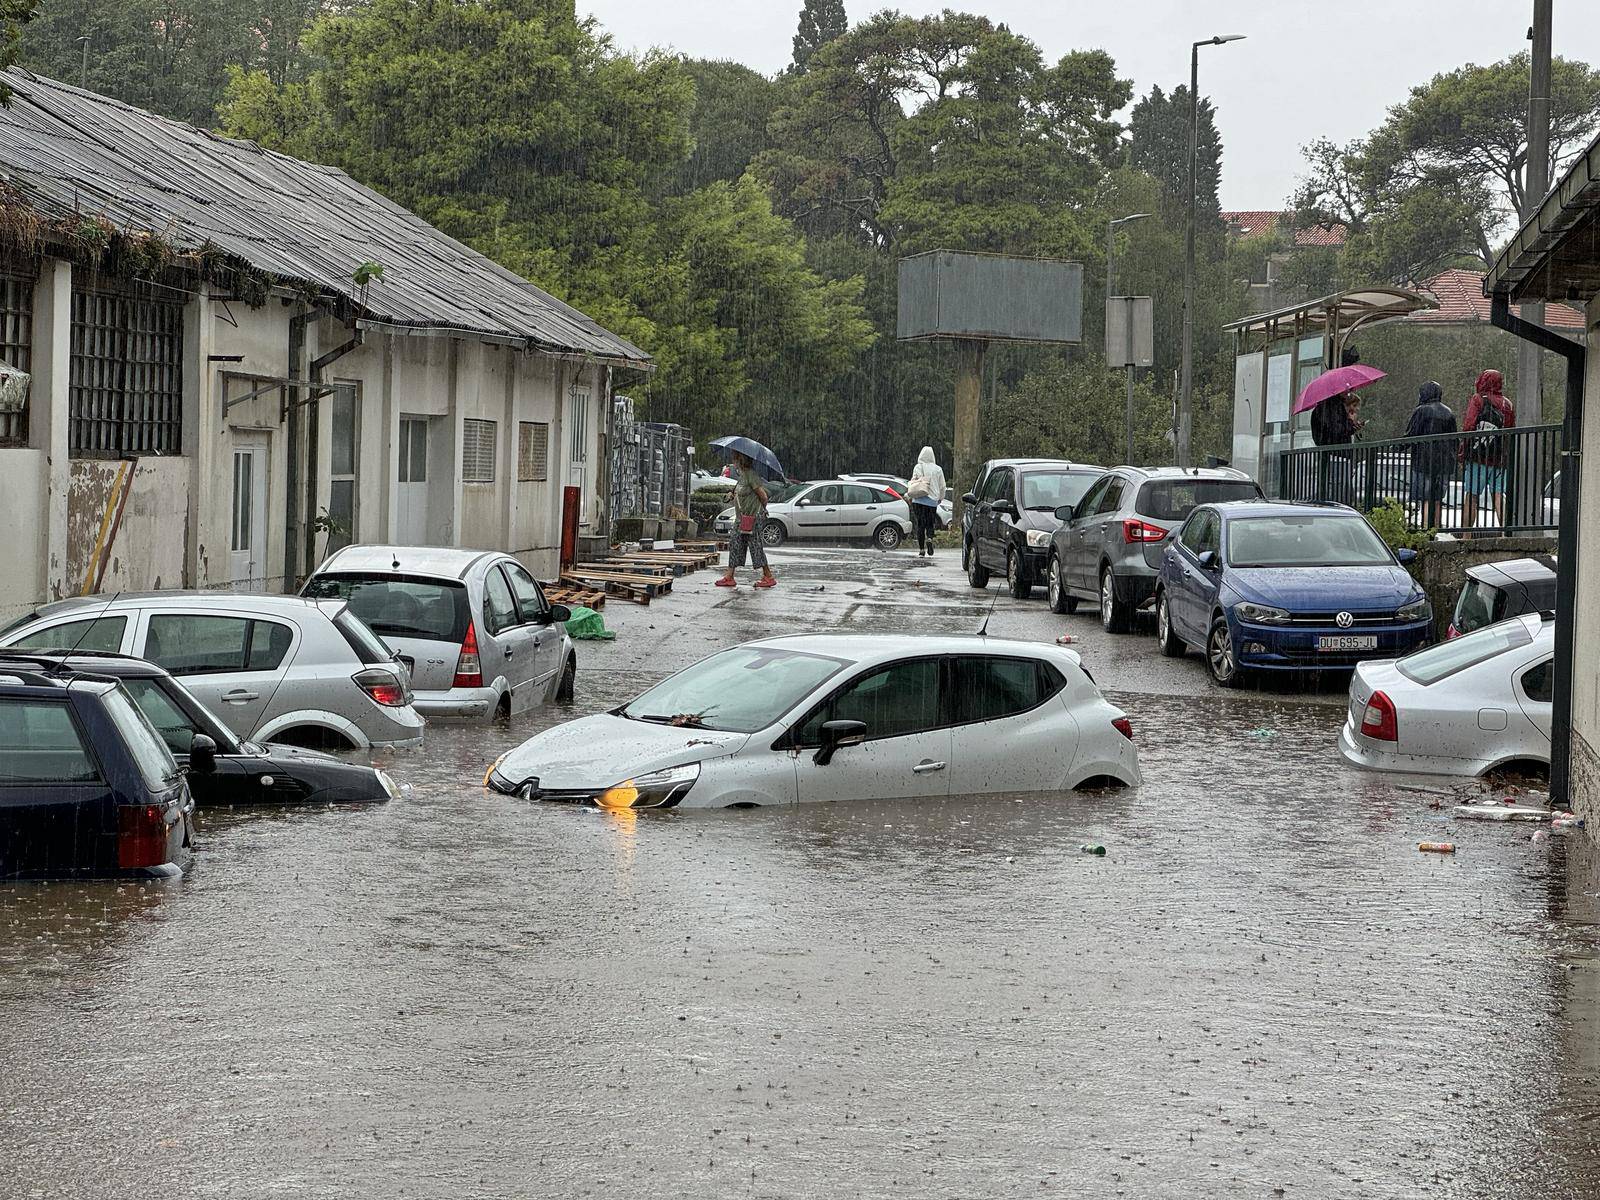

left=1178, top=32, right=1245, bottom=469
left=1106, top=212, right=1151, bottom=464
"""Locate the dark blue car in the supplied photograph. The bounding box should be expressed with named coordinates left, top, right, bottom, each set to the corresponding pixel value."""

left=1153, top=501, right=1433, bottom=687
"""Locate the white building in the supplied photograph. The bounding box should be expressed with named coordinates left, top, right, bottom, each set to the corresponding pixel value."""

left=0, top=70, right=650, bottom=624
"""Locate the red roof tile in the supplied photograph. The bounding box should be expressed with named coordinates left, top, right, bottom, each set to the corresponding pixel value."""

left=1222, top=210, right=1347, bottom=248
left=1410, top=267, right=1585, bottom=331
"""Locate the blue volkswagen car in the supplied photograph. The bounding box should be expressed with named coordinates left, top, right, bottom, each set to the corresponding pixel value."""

left=1153, top=501, right=1433, bottom=687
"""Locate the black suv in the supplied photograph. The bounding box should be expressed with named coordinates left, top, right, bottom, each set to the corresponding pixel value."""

left=1448, top=556, right=1558, bottom=639
left=963, top=459, right=1104, bottom=598
left=4, top=652, right=399, bottom=807
left=0, top=660, right=195, bottom=879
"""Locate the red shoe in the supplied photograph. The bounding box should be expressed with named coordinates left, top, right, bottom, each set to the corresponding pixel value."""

left=755, top=576, right=777, bottom=589
left=715, top=576, right=738, bottom=588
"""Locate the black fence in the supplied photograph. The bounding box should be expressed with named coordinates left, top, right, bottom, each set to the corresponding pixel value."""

left=1278, top=424, right=1563, bottom=537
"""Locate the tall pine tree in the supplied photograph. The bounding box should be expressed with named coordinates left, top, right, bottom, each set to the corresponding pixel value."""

left=791, top=0, right=846, bottom=74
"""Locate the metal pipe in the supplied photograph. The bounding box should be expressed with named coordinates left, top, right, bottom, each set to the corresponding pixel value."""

left=283, top=310, right=312, bottom=590
left=1491, top=290, right=1584, bottom=806
left=302, top=329, right=364, bottom=577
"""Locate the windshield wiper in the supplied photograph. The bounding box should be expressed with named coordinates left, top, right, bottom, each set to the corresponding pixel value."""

left=1025, top=504, right=1059, bottom=512
left=625, top=709, right=718, bottom=728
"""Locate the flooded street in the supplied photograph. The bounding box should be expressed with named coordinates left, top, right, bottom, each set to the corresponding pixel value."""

left=5, top=548, right=1600, bottom=1198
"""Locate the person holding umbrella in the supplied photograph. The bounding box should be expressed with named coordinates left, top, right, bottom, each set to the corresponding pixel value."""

left=711, top=437, right=782, bottom=589
left=1293, top=363, right=1385, bottom=504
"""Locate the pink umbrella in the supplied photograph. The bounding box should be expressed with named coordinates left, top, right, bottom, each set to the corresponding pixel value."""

left=1292, top=364, right=1387, bottom=416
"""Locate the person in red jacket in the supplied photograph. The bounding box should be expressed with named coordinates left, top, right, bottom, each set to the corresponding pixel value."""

left=1458, top=369, right=1515, bottom=538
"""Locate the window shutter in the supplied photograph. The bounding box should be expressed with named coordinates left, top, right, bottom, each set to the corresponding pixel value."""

left=518, top=421, right=549, bottom=482
left=462, top=418, right=497, bottom=483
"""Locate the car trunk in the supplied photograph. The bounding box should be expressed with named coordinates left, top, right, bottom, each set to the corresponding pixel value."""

left=303, top=573, right=471, bottom=692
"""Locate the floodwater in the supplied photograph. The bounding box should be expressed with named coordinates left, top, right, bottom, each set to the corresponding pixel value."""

left=5, top=551, right=1600, bottom=1198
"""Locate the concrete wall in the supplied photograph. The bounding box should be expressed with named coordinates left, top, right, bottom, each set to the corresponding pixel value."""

left=0, top=448, right=45, bottom=623
left=66, top=457, right=189, bottom=595
left=1570, top=296, right=1600, bottom=828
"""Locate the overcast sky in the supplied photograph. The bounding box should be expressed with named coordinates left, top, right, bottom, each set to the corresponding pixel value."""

left=579, top=0, right=1600, bottom=210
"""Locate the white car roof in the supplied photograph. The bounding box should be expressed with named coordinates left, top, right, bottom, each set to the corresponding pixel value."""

left=744, top=632, right=1083, bottom=668
left=314, top=544, right=505, bottom=580
left=31, top=592, right=342, bottom=621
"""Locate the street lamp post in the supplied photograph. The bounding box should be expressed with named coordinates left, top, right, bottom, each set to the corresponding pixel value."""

left=1107, top=212, right=1150, bottom=463
left=1178, top=33, right=1245, bottom=468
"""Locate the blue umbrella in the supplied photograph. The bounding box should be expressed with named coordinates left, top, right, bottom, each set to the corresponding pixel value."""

left=709, top=435, right=786, bottom=482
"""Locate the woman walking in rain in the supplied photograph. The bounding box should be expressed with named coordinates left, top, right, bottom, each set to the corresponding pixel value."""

left=717, top=451, right=777, bottom=589
left=906, top=446, right=946, bottom=556
left=1459, top=369, right=1515, bottom=538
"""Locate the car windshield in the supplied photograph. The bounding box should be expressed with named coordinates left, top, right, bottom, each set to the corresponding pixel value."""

left=303, top=574, right=469, bottom=642
left=621, top=646, right=849, bottom=733
left=99, top=683, right=182, bottom=790
left=122, top=676, right=236, bottom=756
left=1138, top=479, right=1260, bottom=522
left=1226, top=515, right=1393, bottom=568
left=1021, top=471, right=1095, bottom=511
left=1452, top=578, right=1501, bottom=637
left=1399, top=618, right=1538, bottom=686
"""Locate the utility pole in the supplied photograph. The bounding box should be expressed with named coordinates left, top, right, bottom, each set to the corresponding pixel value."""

left=76, top=36, right=90, bottom=89
left=1179, top=34, right=1244, bottom=469
left=1107, top=213, right=1150, bottom=464
left=1518, top=0, right=1552, bottom=428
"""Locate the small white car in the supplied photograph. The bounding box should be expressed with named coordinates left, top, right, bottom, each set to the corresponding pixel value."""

left=487, top=634, right=1140, bottom=808
left=1339, top=613, right=1553, bottom=777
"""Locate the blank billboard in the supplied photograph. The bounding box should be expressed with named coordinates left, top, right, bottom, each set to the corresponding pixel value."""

left=897, top=250, right=1083, bottom=344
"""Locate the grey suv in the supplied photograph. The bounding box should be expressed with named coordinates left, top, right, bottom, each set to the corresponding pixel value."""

left=1047, top=467, right=1262, bottom=632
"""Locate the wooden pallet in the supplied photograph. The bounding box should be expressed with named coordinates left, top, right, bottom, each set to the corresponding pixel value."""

left=560, top=569, right=671, bottom=604
left=575, top=559, right=675, bottom=579
left=618, top=549, right=720, bottom=573
left=543, top=582, right=605, bottom=611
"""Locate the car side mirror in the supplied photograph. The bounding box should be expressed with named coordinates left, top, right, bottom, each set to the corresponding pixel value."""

left=813, top=719, right=867, bottom=766
left=189, top=734, right=218, bottom=775
left=1395, top=548, right=1418, bottom=565
left=993, top=499, right=1017, bottom=516
left=548, top=603, right=572, bottom=624
left=1196, top=550, right=1219, bottom=570
left=962, top=492, right=977, bottom=505
left=1054, top=504, right=1075, bottom=522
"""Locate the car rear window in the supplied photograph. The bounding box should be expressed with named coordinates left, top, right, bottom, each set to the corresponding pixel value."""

left=303, top=574, right=470, bottom=643
left=0, top=698, right=99, bottom=783
left=1452, top=578, right=1503, bottom=637
left=333, top=610, right=398, bottom=665
left=1398, top=619, right=1536, bottom=686
left=1137, top=479, right=1260, bottom=522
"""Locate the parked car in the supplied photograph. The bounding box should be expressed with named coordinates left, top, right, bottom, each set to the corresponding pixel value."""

left=1152, top=501, right=1434, bottom=688
left=0, top=594, right=421, bottom=751
left=963, top=460, right=1104, bottom=598
left=1448, top=555, right=1557, bottom=638
left=1339, top=613, right=1553, bottom=777
left=1048, top=466, right=1263, bottom=631
left=711, top=480, right=805, bottom=536
left=1, top=651, right=401, bottom=806
left=839, top=474, right=955, bottom=529
left=486, top=634, right=1140, bottom=808
left=737, top=481, right=912, bottom=549
left=691, top=469, right=732, bottom=492
left=0, top=660, right=195, bottom=879
left=304, top=545, right=576, bottom=723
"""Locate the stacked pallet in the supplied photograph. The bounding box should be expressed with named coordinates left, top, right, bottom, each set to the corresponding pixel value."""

left=554, top=542, right=723, bottom=606
left=543, top=580, right=606, bottom=611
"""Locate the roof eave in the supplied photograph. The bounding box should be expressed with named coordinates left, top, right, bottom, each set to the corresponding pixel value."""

left=1488, top=130, right=1600, bottom=304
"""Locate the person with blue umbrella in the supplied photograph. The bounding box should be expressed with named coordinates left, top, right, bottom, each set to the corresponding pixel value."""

left=711, top=436, right=782, bottom=590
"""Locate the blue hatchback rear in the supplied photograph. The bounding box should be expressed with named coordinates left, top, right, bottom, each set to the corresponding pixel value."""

left=1153, top=501, right=1433, bottom=687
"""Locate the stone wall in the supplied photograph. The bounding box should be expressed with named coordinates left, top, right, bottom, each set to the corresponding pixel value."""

left=1412, top=536, right=1556, bottom=639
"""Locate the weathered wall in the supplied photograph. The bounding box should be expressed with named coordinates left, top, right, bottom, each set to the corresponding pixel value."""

left=67, top=457, right=189, bottom=596
left=0, top=448, right=45, bottom=622
left=1414, top=536, right=1559, bottom=639
left=1571, top=297, right=1600, bottom=836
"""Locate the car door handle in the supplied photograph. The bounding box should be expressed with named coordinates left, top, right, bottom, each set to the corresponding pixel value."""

left=222, top=689, right=259, bottom=703
left=912, top=760, right=947, bottom=774
left=504, top=647, right=515, bottom=658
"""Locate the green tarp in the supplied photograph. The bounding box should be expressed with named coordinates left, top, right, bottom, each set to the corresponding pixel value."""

left=562, top=606, right=615, bottom=640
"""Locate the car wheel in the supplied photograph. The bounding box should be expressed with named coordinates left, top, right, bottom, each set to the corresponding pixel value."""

left=761, top=520, right=787, bottom=547
left=1155, top=590, right=1185, bottom=657
left=967, top=547, right=990, bottom=589
left=874, top=522, right=903, bottom=550
left=556, top=655, right=576, bottom=703
left=1007, top=549, right=1032, bottom=599
left=1047, top=556, right=1078, bottom=614
left=1099, top=567, right=1132, bottom=634
left=1205, top=616, right=1243, bottom=688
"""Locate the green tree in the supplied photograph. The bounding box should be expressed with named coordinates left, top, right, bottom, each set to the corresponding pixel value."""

left=673, top=59, right=783, bottom=194
left=1128, top=84, right=1221, bottom=224
left=790, top=0, right=845, bottom=74
left=0, top=0, right=31, bottom=99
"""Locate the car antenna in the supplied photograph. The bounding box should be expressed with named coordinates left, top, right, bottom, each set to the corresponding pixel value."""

left=48, top=590, right=123, bottom=674
left=975, top=587, right=999, bottom=638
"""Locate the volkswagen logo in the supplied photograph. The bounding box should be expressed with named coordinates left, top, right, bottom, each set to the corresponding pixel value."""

left=1335, top=611, right=1355, bottom=629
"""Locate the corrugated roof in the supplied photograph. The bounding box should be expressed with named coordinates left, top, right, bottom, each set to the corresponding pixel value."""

left=0, top=69, right=651, bottom=368
left=1410, top=267, right=1584, bottom=331
left=1222, top=210, right=1348, bottom=248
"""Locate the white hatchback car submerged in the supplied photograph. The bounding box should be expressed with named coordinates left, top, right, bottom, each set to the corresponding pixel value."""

left=487, top=634, right=1140, bottom=808
left=1339, top=613, right=1553, bottom=777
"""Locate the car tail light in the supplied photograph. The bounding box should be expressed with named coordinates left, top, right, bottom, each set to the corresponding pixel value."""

left=354, top=668, right=408, bottom=707
left=117, top=803, right=168, bottom=870
left=453, top=623, right=483, bottom=689
left=1445, top=624, right=1460, bottom=640
left=1112, top=716, right=1134, bottom=740
left=1360, top=690, right=1398, bottom=742
left=883, top=486, right=902, bottom=500
left=1123, top=519, right=1167, bottom=544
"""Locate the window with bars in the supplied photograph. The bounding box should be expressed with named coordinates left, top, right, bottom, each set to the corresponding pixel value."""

left=462, top=418, right=497, bottom=483
left=518, top=421, right=549, bottom=481
left=0, top=271, right=35, bottom=447
left=69, top=285, right=184, bottom=457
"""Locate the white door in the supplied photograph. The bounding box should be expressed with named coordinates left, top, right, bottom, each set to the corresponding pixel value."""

left=397, top=417, right=430, bottom=545
left=229, top=437, right=268, bottom=590
left=945, top=655, right=1073, bottom=795
left=502, top=560, right=565, bottom=701
left=793, top=658, right=951, bottom=802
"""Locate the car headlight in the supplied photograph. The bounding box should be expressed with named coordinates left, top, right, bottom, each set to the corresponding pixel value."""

left=1025, top=529, right=1051, bottom=548
left=597, top=762, right=701, bottom=810
left=1234, top=602, right=1291, bottom=625
left=1397, top=597, right=1432, bottom=623
left=375, top=769, right=403, bottom=800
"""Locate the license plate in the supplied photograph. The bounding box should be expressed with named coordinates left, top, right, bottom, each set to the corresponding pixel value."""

left=1318, top=635, right=1377, bottom=652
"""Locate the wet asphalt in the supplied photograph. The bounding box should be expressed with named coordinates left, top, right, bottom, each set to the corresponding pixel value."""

left=4, top=545, right=1600, bottom=1198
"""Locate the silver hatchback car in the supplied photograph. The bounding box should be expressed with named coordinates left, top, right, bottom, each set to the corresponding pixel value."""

left=304, top=545, right=576, bottom=722
left=0, top=593, right=422, bottom=750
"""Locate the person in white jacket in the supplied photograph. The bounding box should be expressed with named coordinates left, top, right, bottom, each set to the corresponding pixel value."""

left=907, top=446, right=946, bottom=556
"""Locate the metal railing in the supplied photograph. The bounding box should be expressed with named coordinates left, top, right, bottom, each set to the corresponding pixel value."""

left=1278, top=423, right=1563, bottom=536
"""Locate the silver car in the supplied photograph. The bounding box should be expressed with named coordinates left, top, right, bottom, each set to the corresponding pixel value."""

left=715, top=481, right=911, bottom=549
left=304, top=545, right=576, bottom=722
left=0, top=593, right=422, bottom=750
left=1048, top=466, right=1262, bottom=632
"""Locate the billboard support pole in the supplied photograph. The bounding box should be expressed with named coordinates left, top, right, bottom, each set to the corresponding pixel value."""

left=953, top=338, right=986, bottom=527
left=1125, top=364, right=1136, bottom=465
